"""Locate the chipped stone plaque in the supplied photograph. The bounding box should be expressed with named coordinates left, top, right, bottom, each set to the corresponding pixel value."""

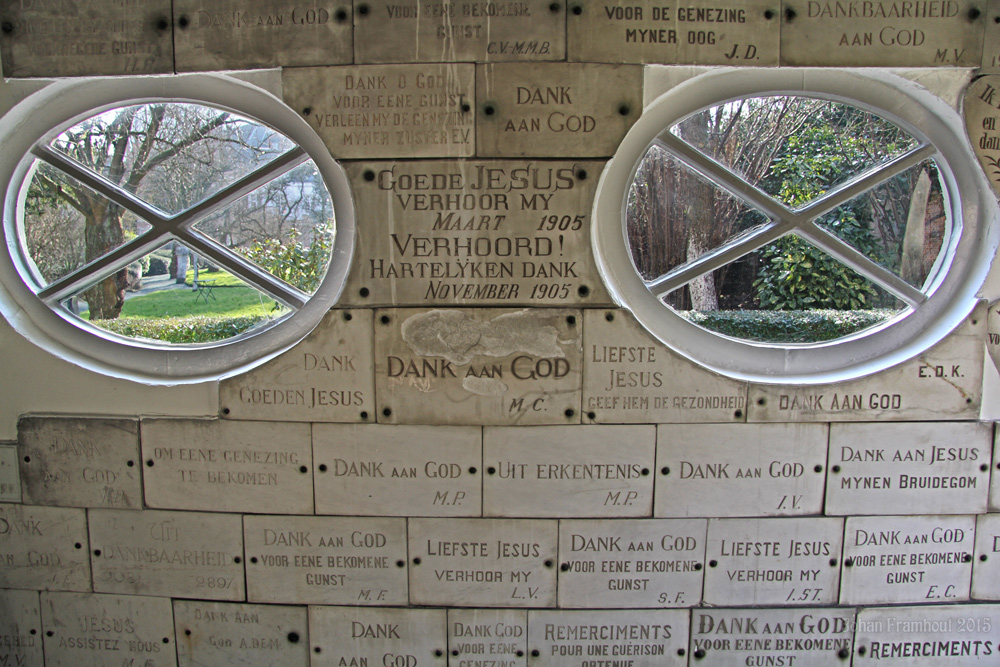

left=220, top=310, right=374, bottom=422
left=0, top=503, right=90, bottom=591
left=483, top=425, right=655, bottom=517
left=0, top=443, right=20, bottom=502
left=583, top=310, right=748, bottom=423
left=854, top=604, right=1000, bottom=663
left=826, top=422, right=991, bottom=516
left=703, top=517, right=844, bottom=606
left=780, top=0, right=984, bottom=66
left=528, top=609, right=689, bottom=666
left=655, top=423, right=828, bottom=517
left=174, top=0, right=351, bottom=72
left=568, top=0, right=779, bottom=65
left=448, top=609, right=527, bottom=665
left=690, top=607, right=856, bottom=666
left=0, top=589, right=42, bottom=667
left=355, top=0, right=564, bottom=63
left=40, top=592, right=176, bottom=667
left=244, top=515, right=407, bottom=605
left=283, top=65, right=475, bottom=159
left=408, top=518, right=557, bottom=607
left=88, top=509, right=244, bottom=600
left=0, top=0, right=173, bottom=78
left=476, top=64, right=641, bottom=157
left=344, top=161, right=608, bottom=307
left=313, top=424, right=482, bottom=517
left=375, top=308, right=582, bottom=425
left=173, top=600, right=309, bottom=666
left=558, top=519, right=706, bottom=608
left=141, top=419, right=313, bottom=514
left=310, top=607, right=447, bottom=667
left=973, top=513, right=1000, bottom=599
left=749, top=307, right=984, bottom=421
left=984, top=0, right=1000, bottom=71
left=840, top=514, right=975, bottom=605
left=18, top=417, right=141, bottom=509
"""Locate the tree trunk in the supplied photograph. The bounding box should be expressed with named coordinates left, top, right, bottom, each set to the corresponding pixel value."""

left=900, top=169, right=931, bottom=287
left=686, top=234, right=718, bottom=310
left=83, top=205, right=126, bottom=320
left=678, top=111, right=720, bottom=311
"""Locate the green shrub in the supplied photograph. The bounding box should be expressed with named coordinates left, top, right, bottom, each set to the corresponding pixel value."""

left=681, top=309, right=898, bottom=343
left=92, top=314, right=271, bottom=343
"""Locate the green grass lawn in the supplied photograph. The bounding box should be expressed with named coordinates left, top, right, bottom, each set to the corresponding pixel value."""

left=119, top=269, right=284, bottom=320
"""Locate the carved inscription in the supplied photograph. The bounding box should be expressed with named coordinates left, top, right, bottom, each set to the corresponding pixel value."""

left=973, top=514, right=1000, bottom=599
left=703, top=517, right=844, bottom=606
left=408, top=518, right=557, bottom=607
left=483, top=425, right=654, bottom=517
left=0, top=444, right=20, bottom=502
left=220, top=310, right=374, bottom=422
left=528, top=609, right=689, bottom=665
left=968, top=81, right=1000, bottom=200
left=309, top=607, right=446, bottom=667
left=18, top=417, right=141, bottom=509
left=780, top=0, right=984, bottom=66
left=244, top=515, right=408, bottom=605
left=141, top=419, right=313, bottom=513
left=448, top=609, right=527, bottom=664
left=345, top=161, right=607, bottom=306
left=0, top=589, right=42, bottom=667
left=840, top=515, right=975, bottom=605
left=568, top=0, right=779, bottom=65
left=283, top=64, right=475, bottom=159
left=173, top=600, right=309, bottom=664
left=853, top=604, right=1000, bottom=663
left=0, top=503, right=90, bottom=591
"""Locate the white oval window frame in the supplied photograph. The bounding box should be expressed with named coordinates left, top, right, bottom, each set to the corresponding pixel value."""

left=593, top=68, right=1000, bottom=384
left=0, top=74, right=355, bottom=383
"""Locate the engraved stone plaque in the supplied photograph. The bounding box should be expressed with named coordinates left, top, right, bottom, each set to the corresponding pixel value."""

left=568, top=0, right=779, bottom=65
left=690, top=607, right=856, bottom=666
left=313, top=424, right=482, bottom=517
left=0, top=0, right=173, bottom=78
left=448, top=609, right=527, bottom=665
left=88, top=508, right=244, bottom=601
left=283, top=65, right=475, bottom=159
left=40, top=592, right=176, bottom=667
left=583, top=310, right=748, bottom=424
left=476, top=64, right=642, bottom=158
left=0, top=503, right=90, bottom=591
left=655, top=423, right=828, bottom=517
left=483, top=425, right=655, bottom=517
left=528, top=609, right=689, bottom=666
left=967, top=79, right=1000, bottom=199
left=343, top=160, right=608, bottom=307
left=408, top=518, right=557, bottom=607
left=984, top=0, right=1000, bottom=71
left=375, top=308, right=582, bottom=425
left=854, top=604, right=1000, bottom=664
left=991, top=430, right=1000, bottom=512
left=557, top=519, right=706, bottom=608
left=174, top=0, right=352, bottom=72
left=973, top=513, right=1000, bottom=599
left=988, top=300, right=1000, bottom=376
left=840, top=514, right=975, bottom=605
left=355, top=0, right=565, bottom=63
left=703, top=517, right=844, bottom=606
left=780, top=0, right=984, bottom=66
left=141, top=419, right=313, bottom=514
left=173, top=600, right=309, bottom=666
left=18, top=417, right=141, bottom=509
left=244, top=515, right=408, bottom=605
left=220, top=310, right=374, bottom=422
left=0, top=589, right=42, bottom=667
left=749, top=308, right=985, bottom=421
left=309, top=607, right=447, bottom=667
left=826, top=422, right=991, bottom=515
left=0, top=443, right=20, bottom=502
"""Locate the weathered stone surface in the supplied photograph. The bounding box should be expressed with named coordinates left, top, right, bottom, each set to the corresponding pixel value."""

left=528, top=609, right=689, bottom=665
left=991, top=430, right=1000, bottom=512
left=88, top=509, right=244, bottom=601
left=973, top=513, right=1000, bottom=600
left=18, top=417, right=141, bottom=509
left=308, top=607, right=447, bottom=667
left=0, top=503, right=90, bottom=592
left=969, top=79, right=1000, bottom=198
left=374, top=308, right=582, bottom=425
left=283, top=65, right=475, bottom=159
left=313, top=424, right=482, bottom=516
left=0, top=443, right=20, bottom=502
left=0, top=589, right=42, bottom=667
left=984, top=0, right=1000, bottom=71
left=448, top=609, right=526, bottom=664
left=655, top=423, right=828, bottom=517
left=220, top=310, right=374, bottom=422
left=408, top=518, right=558, bottom=607
left=355, top=0, right=564, bottom=62
left=988, top=299, right=1000, bottom=376
left=342, top=160, right=609, bottom=307
left=174, top=0, right=351, bottom=72
left=244, top=515, right=408, bottom=605
left=483, top=425, right=655, bottom=517
left=568, top=0, right=779, bottom=65
left=141, top=419, right=313, bottom=514
left=583, top=310, right=748, bottom=424
left=840, top=514, right=975, bottom=605
left=854, top=604, right=1000, bottom=663
left=173, top=600, right=309, bottom=666
left=476, top=64, right=641, bottom=157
